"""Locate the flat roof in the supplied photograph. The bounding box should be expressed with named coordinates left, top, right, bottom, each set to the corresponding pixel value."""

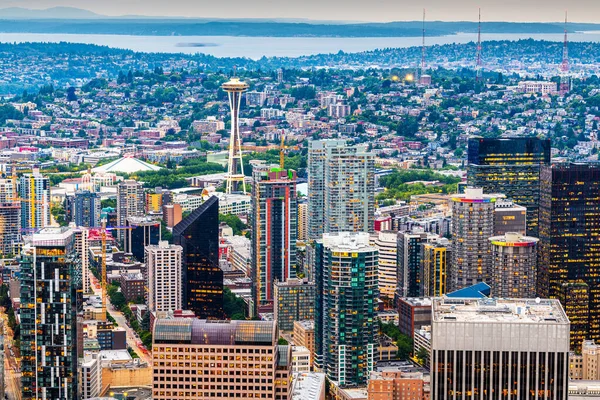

left=292, top=372, right=325, bottom=400
left=433, top=298, right=568, bottom=324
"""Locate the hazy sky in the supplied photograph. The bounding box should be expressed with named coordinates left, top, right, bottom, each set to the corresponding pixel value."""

left=1, top=0, right=599, bottom=23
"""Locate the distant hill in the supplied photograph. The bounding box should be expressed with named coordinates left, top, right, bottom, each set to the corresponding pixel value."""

left=0, top=7, right=102, bottom=19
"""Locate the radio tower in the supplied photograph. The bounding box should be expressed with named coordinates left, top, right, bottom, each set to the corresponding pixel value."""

left=222, top=75, right=249, bottom=194
left=419, top=9, right=425, bottom=84
left=559, top=11, right=571, bottom=94
left=476, top=8, right=483, bottom=83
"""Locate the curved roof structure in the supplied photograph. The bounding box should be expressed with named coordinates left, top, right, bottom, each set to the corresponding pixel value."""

left=92, top=156, right=161, bottom=174
left=154, top=319, right=276, bottom=346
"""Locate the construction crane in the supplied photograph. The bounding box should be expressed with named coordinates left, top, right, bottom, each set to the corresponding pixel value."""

left=99, top=219, right=133, bottom=321
left=280, top=131, right=292, bottom=169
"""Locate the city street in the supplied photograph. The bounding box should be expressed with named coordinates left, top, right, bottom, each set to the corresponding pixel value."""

left=0, top=307, right=21, bottom=400
left=89, top=272, right=152, bottom=365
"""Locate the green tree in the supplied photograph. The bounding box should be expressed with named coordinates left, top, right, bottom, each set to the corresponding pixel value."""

left=219, top=214, right=247, bottom=235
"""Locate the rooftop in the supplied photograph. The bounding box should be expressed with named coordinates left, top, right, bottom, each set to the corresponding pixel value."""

left=154, top=319, right=276, bottom=346
left=291, top=372, right=326, bottom=400
left=433, top=298, right=569, bottom=325
left=92, top=156, right=161, bottom=174
left=321, top=232, right=373, bottom=252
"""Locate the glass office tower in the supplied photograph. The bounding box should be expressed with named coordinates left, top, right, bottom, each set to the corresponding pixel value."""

left=467, top=137, right=551, bottom=236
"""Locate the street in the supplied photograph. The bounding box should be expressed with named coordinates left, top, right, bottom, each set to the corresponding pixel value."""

left=0, top=307, right=21, bottom=400
left=89, top=272, right=152, bottom=365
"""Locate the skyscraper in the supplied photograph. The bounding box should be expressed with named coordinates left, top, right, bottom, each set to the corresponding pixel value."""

left=450, top=188, right=499, bottom=291
left=124, top=215, right=161, bottom=263
left=145, top=241, right=183, bottom=312
left=467, top=137, right=551, bottom=236
left=116, top=179, right=144, bottom=241
left=222, top=77, right=249, bottom=194
left=314, top=232, right=378, bottom=387
left=173, top=196, right=223, bottom=319
left=431, top=297, right=570, bottom=400
left=251, top=164, right=298, bottom=313
left=273, top=278, right=315, bottom=332
left=307, top=140, right=375, bottom=240
left=422, top=238, right=450, bottom=297
left=489, top=232, right=538, bottom=298
left=397, top=229, right=439, bottom=299
left=371, top=230, right=398, bottom=304
left=20, top=227, right=79, bottom=399
left=538, top=163, right=600, bottom=348
left=19, top=170, right=50, bottom=230
left=0, top=178, right=20, bottom=256
left=72, top=190, right=101, bottom=228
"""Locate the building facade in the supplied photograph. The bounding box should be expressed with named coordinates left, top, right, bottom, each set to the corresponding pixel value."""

left=467, top=137, right=551, bottom=236
left=152, top=319, right=292, bottom=400
left=450, top=188, right=498, bottom=291
left=72, top=190, right=101, bottom=228
left=173, top=196, right=223, bottom=319
left=422, top=239, right=450, bottom=297
left=19, top=171, right=51, bottom=230
left=124, top=216, right=161, bottom=263
left=146, top=241, right=183, bottom=312
left=371, top=231, right=398, bottom=304
left=20, top=228, right=80, bottom=399
left=314, top=232, right=378, bottom=387
left=538, top=163, right=600, bottom=349
left=274, top=278, right=315, bottom=332
left=431, top=298, right=570, bottom=400
left=397, top=229, right=439, bottom=299
left=494, top=198, right=527, bottom=236
left=307, top=140, right=375, bottom=240
left=116, top=179, right=145, bottom=242
left=489, top=232, right=539, bottom=298
left=251, top=165, right=298, bottom=313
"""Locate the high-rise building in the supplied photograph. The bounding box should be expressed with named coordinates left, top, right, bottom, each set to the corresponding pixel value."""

left=307, top=140, right=375, bottom=240
left=116, top=179, right=145, bottom=241
left=538, top=163, right=600, bottom=349
left=152, top=319, right=292, bottom=400
left=73, top=227, right=90, bottom=294
left=124, top=215, right=161, bottom=263
left=293, top=320, right=315, bottom=368
left=274, top=278, right=315, bottom=332
left=314, top=232, right=378, bottom=387
left=162, top=203, right=182, bottom=228
left=422, top=238, right=450, bottom=297
left=19, top=170, right=50, bottom=230
left=251, top=165, right=297, bottom=313
left=173, top=196, right=223, bottom=319
left=489, top=232, right=538, bottom=298
left=450, top=188, right=499, bottom=291
left=0, top=320, right=4, bottom=400
left=371, top=230, right=398, bottom=304
left=79, top=352, right=102, bottom=399
left=0, top=202, right=20, bottom=256
left=20, top=227, right=80, bottom=399
left=222, top=77, right=249, bottom=194
left=397, top=229, right=439, bottom=299
left=145, top=241, right=183, bottom=312
left=297, top=199, right=308, bottom=242
left=494, top=198, right=527, bottom=235
left=145, top=192, right=163, bottom=214
left=431, top=297, right=570, bottom=400
left=467, top=137, right=551, bottom=236
left=72, top=190, right=101, bottom=227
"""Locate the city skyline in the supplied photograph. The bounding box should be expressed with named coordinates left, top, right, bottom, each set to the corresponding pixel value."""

left=0, top=1, right=597, bottom=23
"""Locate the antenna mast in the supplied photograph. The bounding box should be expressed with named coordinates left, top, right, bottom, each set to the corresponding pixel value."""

left=476, top=8, right=483, bottom=82
left=559, top=11, right=571, bottom=94
left=421, top=8, right=426, bottom=76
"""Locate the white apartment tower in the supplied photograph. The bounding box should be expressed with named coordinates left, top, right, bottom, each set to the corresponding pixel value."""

left=308, top=140, right=375, bottom=240
left=145, top=241, right=183, bottom=312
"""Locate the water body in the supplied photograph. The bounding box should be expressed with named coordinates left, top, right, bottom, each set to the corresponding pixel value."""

left=0, top=32, right=599, bottom=59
